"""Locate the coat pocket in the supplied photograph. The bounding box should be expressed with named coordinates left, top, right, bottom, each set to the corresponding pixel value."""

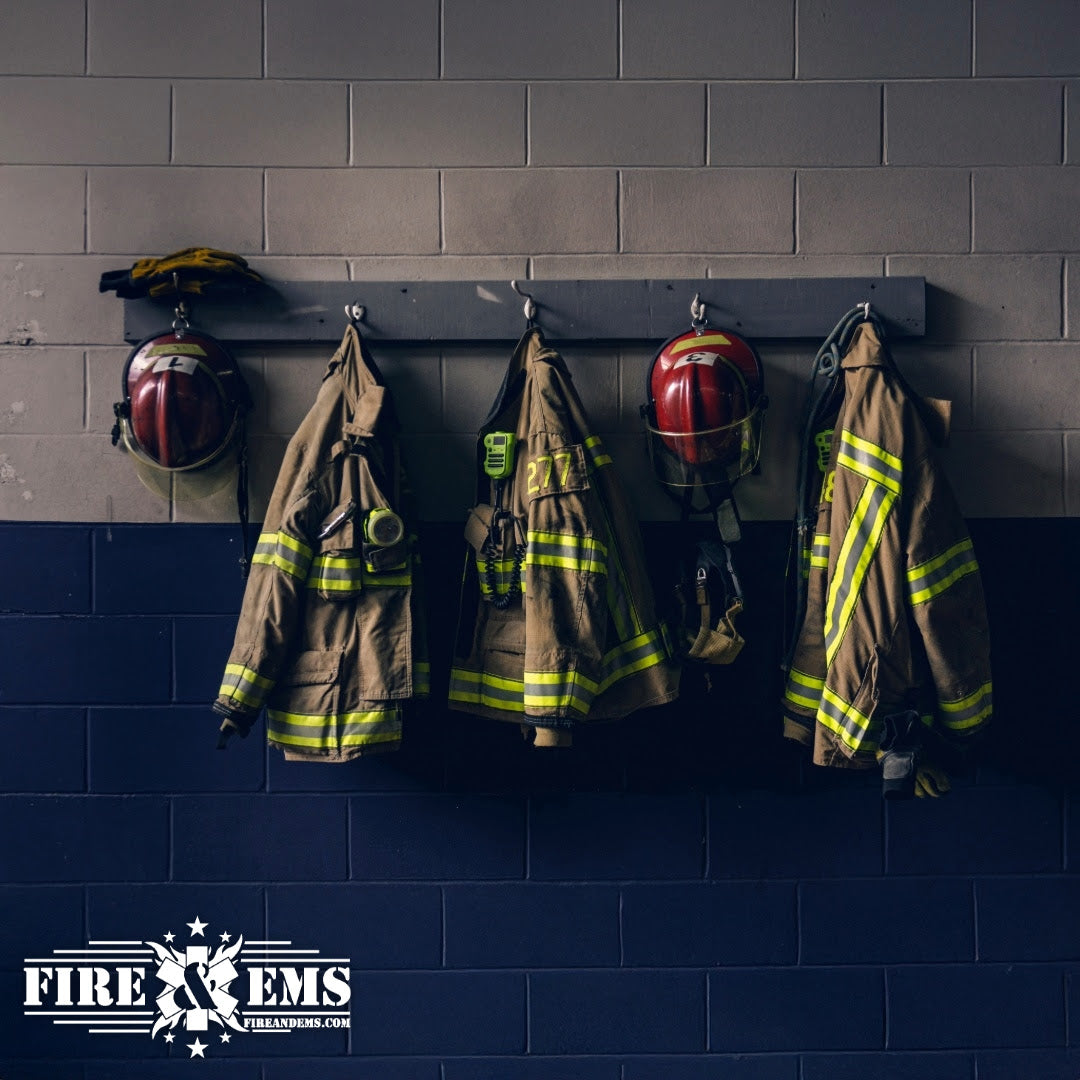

left=268, top=648, right=342, bottom=719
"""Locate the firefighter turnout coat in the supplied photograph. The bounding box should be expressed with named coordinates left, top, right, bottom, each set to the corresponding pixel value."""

left=782, top=321, right=992, bottom=768
left=449, top=328, right=680, bottom=746
left=214, top=326, right=427, bottom=762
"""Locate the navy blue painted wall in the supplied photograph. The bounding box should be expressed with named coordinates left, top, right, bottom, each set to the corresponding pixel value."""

left=1, top=519, right=1078, bottom=1080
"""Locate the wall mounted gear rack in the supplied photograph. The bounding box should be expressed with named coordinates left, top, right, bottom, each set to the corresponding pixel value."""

left=122, top=277, right=925, bottom=345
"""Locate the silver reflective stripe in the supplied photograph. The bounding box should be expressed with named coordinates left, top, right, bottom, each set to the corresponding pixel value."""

left=939, top=682, right=992, bottom=731
left=837, top=430, right=903, bottom=495
left=817, top=685, right=874, bottom=753
left=907, top=538, right=978, bottom=605
left=823, top=480, right=896, bottom=667
left=448, top=668, right=525, bottom=712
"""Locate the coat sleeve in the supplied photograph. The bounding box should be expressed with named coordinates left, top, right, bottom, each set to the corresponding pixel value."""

left=903, top=456, right=993, bottom=745
left=213, top=468, right=324, bottom=741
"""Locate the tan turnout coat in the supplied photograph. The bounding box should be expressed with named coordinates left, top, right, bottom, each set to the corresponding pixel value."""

left=214, top=326, right=427, bottom=762
left=449, top=328, right=680, bottom=747
left=783, top=322, right=992, bottom=767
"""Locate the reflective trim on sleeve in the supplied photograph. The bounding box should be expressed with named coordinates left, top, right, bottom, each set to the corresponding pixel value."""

left=219, top=663, right=274, bottom=710
left=817, top=685, right=876, bottom=754
left=938, top=681, right=992, bottom=733
left=412, top=661, right=431, bottom=698
left=906, top=538, right=979, bottom=606
left=823, top=479, right=896, bottom=668
left=267, top=707, right=402, bottom=749
left=584, top=435, right=613, bottom=470
left=837, top=430, right=903, bottom=495
left=524, top=670, right=595, bottom=716
left=251, top=531, right=314, bottom=580
left=597, top=629, right=668, bottom=692
left=809, top=533, right=830, bottom=570
left=448, top=667, right=526, bottom=713
left=526, top=531, right=608, bottom=574
left=784, top=666, right=825, bottom=712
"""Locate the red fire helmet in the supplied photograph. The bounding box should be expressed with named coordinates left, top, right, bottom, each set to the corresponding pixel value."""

left=114, top=328, right=250, bottom=496
left=643, top=327, right=766, bottom=491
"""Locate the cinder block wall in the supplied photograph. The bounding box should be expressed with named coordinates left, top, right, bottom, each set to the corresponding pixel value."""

left=2, top=2, right=1079, bottom=1077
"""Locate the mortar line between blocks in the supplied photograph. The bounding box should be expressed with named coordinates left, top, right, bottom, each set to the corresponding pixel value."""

left=525, top=83, right=532, bottom=167
left=261, top=0, right=268, bottom=78
left=438, top=0, right=445, bottom=79
left=83, top=0, right=89, bottom=74
left=882, top=965, right=890, bottom=1049
left=971, top=878, right=979, bottom=961
left=1063, top=82, right=1069, bottom=165
left=792, top=0, right=799, bottom=78
left=346, top=82, right=353, bottom=166
left=880, top=83, right=887, bottom=165
left=1062, top=257, right=1069, bottom=338
left=703, top=82, right=710, bottom=166
left=616, top=0, right=623, bottom=78
left=440, top=885, right=447, bottom=967
left=616, top=169, right=623, bottom=253
left=970, top=0, right=976, bottom=77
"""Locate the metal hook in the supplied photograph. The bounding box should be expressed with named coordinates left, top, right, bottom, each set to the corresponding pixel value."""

left=860, top=301, right=871, bottom=320
left=345, top=303, right=366, bottom=326
left=690, top=292, right=707, bottom=332
left=510, top=279, right=537, bottom=325
left=170, top=271, right=190, bottom=336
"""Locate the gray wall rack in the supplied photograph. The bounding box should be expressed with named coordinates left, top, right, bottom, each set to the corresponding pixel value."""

left=123, top=277, right=925, bottom=345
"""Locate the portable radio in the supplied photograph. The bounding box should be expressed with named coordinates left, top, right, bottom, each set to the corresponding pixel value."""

left=483, top=431, right=517, bottom=479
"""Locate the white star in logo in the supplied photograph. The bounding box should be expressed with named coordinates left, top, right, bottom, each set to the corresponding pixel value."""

left=186, top=916, right=208, bottom=937
left=163, top=931, right=175, bottom=943
left=220, top=1031, right=232, bottom=1043
left=187, top=1037, right=208, bottom=1058
left=220, top=931, right=232, bottom=942
left=163, top=1031, right=175, bottom=1044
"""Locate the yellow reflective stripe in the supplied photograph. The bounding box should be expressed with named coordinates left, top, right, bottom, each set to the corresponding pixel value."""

left=906, top=538, right=979, bottom=605
left=837, top=430, right=903, bottom=495
left=524, top=670, right=595, bottom=715
left=784, top=666, right=825, bottom=711
left=526, top=530, right=607, bottom=574
left=413, top=661, right=431, bottom=696
left=816, top=685, right=875, bottom=754
left=809, top=533, right=830, bottom=570
left=476, top=555, right=526, bottom=595
left=669, top=333, right=731, bottom=354
left=584, top=435, right=613, bottom=469
left=267, top=708, right=402, bottom=749
left=219, top=663, right=274, bottom=708
left=938, top=681, right=993, bottom=731
left=823, top=480, right=896, bottom=668
left=596, top=629, right=667, bottom=693
left=251, top=531, right=314, bottom=580
left=271, top=730, right=401, bottom=748
left=448, top=667, right=525, bottom=713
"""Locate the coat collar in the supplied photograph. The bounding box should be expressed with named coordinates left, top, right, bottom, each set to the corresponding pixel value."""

left=840, top=321, right=886, bottom=370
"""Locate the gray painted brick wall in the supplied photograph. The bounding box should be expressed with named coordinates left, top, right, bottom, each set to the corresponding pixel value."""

left=0, top=0, right=1077, bottom=522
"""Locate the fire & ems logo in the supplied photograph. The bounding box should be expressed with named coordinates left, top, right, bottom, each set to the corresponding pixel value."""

left=23, top=917, right=351, bottom=1058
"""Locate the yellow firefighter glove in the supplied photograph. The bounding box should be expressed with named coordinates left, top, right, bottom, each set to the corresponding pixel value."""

left=914, top=764, right=951, bottom=798
left=99, top=247, right=263, bottom=299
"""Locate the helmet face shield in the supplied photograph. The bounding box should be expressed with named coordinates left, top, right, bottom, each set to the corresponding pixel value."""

left=643, top=327, right=766, bottom=497
left=645, top=397, right=765, bottom=489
